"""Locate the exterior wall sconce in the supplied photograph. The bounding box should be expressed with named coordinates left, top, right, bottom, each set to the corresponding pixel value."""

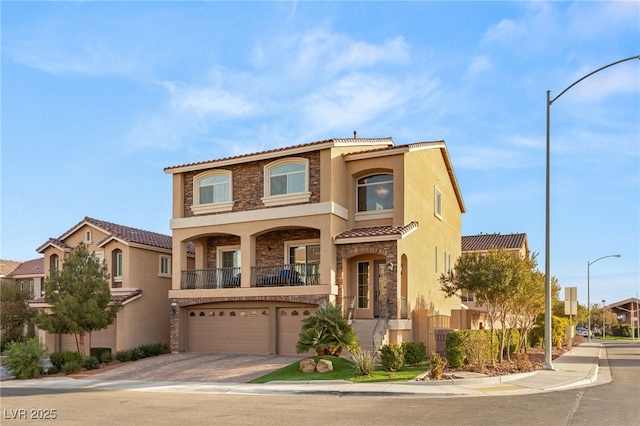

left=170, top=300, right=178, bottom=315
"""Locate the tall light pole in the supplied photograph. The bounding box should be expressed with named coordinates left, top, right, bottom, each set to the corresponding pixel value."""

left=544, top=55, right=639, bottom=370
left=588, top=255, right=621, bottom=342
left=602, top=300, right=606, bottom=340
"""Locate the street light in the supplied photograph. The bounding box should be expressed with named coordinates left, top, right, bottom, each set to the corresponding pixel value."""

left=543, top=55, right=639, bottom=370
left=587, top=255, right=621, bottom=342
left=602, top=300, right=606, bottom=340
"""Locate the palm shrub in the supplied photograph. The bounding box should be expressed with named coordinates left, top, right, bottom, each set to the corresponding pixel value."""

left=1, top=338, right=48, bottom=379
left=380, top=343, right=404, bottom=372
left=296, top=301, right=358, bottom=355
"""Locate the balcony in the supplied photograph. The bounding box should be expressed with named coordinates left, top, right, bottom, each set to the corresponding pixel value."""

left=181, top=267, right=241, bottom=289
left=179, top=262, right=320, bottom=290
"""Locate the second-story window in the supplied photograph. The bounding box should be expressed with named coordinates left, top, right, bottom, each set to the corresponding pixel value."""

left=191, top=170, right=234, bottom=214
left=262, top=158, right=310, bottom=207
left=269, top=163, right=305, bottom=195
left=112, top=249, right=123, bottom=287
left=357, top=174, right=393, bottom=212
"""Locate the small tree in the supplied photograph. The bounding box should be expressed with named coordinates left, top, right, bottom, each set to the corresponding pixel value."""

left=0, top=280, right=36, bottom=351
left=33, top=243, right=121, bottom=355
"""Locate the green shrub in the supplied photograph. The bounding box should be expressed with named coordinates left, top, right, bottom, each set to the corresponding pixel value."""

left=90, top=347, right=112, bottom=360
left=1, top=338, right=48, bottom=380
left=445, top=330, right=467, bottom=368
left=62, top=360, right=81, bottom=375
left=498, top=328, right=519, bottom=355
left=130, top=348, right=144, bottom=361
left=115, top=349, right=132, bottom=362
left=49, top=352, right=66, bottom=370
left=351, top=348, right=376, bottom=376
left=380, top=343, right=404, bottom=372
left=612, top=324, right=632, bottom=337
left=296, top=301, right=358, bottom=355
left=401, top=341, right=426, bottom=366
left=99, top=351, right=115, bottom=364
left=82, top=356, right=100, bottom=370
left=138, top=343, right=167, bottom=358
left=62, top=350, right=83, bottom=365
left=46, top=365, right=60, bottom=375
left=1, top=328, right=27, bottom=353
left=464, top=330, right=494, bottom=373
left=428, top=351, right=447, bottom=380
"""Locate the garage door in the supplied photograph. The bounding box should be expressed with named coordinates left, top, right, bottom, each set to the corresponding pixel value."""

left=187, top=307, right=270, bottom=354
left=277, top=307, right=315, bottom=356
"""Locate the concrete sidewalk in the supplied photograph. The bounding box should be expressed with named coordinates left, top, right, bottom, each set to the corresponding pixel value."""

left=0, top=342, right=608, bottom=398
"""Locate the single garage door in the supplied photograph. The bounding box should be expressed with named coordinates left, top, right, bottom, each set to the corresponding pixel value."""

left=276, top=307, right=315, bottom=356
left=187, top=307, right=270, bottom=354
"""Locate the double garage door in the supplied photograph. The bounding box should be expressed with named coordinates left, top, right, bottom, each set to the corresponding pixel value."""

left=187, top=303, right=316, bottom=355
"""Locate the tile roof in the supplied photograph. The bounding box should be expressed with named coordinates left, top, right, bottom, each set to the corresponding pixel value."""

left=334, top=222, right=419, bottom=240
left=37, top=238, right=73, bottom=253
left=30, top=289, right=143, bottom=305
left=342, top=140, right=445, bottom=157
left=82, top=217, right=174, bottom=250
left=7, top=258, right=44, bottom=277
left=0, top=259, right=22, bottom=276
left=164, top=137, right=394, bottom=172
left=461, top=233, right=527, bottom=252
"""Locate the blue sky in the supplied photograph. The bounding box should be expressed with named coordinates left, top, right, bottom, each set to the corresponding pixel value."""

left=1, top=1, right=638, bottom=308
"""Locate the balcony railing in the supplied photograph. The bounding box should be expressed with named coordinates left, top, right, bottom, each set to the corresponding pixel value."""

left=251, top=262, right=320, bottom=287
left=180, top=267, right=241, bottom=289
left=179, top=263, right=320, bottom=289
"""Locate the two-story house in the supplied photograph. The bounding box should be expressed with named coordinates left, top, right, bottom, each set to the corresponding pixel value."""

left=165, top=137, right=465, bottom=356
left=31, top=217, right=188, bottom=354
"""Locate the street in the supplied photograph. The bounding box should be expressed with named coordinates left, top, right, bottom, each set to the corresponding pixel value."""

left=1, top=342, right=638, bottom=426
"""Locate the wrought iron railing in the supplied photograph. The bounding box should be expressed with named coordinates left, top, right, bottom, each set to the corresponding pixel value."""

left=342, top=296, right=357, bottom=324
left=180, top=267, right=241, bottom=289
left=373, top=296, right=391, bottom=351
left=250, top=262, right=320, bottom=287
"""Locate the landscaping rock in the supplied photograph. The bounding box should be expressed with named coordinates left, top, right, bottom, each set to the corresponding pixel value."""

left=316, top=359, right=333, bottom=373
left=299, top=358, right=316, bottom=373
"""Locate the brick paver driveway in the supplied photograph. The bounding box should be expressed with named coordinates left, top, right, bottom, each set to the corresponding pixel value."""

left=85, top=353, right=304, bottom=383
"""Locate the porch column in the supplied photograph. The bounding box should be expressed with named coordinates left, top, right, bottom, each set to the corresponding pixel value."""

left=240, top=234, right=255, bottom=288
left=320, top=229, right=335, bottom=288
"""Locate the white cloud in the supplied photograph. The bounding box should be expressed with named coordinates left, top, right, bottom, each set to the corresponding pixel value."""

left=481, top=19, right=526, bottom=44
left=467, top=55, right=493, bottom=76
left=165, top=82, right=259, bottom=118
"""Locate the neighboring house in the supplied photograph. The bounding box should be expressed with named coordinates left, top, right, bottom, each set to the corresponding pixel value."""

left=451, top=232, right=529, bottom=330
left=31, top=217, right=189, bottom=354
left=5, top=258, right=45, bottom=299
left=606, top=298, right=640, bottom=328
left=164, top=136, right=465, bottom=355
left=1, top=258, right=44, bottom=339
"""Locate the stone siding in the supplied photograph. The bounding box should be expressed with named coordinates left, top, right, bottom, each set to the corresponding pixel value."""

left=182, top=151, right=320, bottom=218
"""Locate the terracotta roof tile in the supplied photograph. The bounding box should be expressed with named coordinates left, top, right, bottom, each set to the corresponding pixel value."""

left=335, top=222, right=418, bottom=240
left=164, top=137, right=394, bottom=172
left=7, top=258, right=44, bottom=277
left=461, top=233, right=527, bottom=252
left=0, top=259, right=22, bottom=276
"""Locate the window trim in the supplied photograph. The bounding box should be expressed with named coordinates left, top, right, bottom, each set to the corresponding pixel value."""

left=434, top=186, right=443, bottom=220
left=159, top=255, right=171, bottom=277
left=217, top=245, right=242, bottom=268
left=355, top=173, right=394, bottom=217
left=191, top=170, right=234, bottom=214
left=114, top=251, right=123, bottom=282
left=357, top=261, right=370, bottom=309
left=262, top=158, right=311, bottom=207
left=284, top=239, right=320, bottom=264
left=84, top=230, right=92, bottom=244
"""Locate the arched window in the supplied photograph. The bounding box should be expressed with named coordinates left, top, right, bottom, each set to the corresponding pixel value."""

left=262, top=158, right=310, bottom=207
left=191, top=170, right=233, bottom=214
left=112, top=249, right=123, bottom=288
left=49, top=254, right=60, bottom=274
left=357, top=174, right=393, bottom=212
left=84, top=230, right=92, bottom=243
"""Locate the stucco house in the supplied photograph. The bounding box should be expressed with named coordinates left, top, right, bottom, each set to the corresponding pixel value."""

left=606, top=298, right=639, bottom=329
left=451, top=232, right=529, bottom=330
left=1, top=258, right=45, bottom=299
left=31, top=217, right=187, bottom=354
left=165, top=136, right=465, bottom=355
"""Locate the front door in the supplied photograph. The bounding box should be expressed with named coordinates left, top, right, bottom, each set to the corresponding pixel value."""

left=373, top=260, right=386, bottom=317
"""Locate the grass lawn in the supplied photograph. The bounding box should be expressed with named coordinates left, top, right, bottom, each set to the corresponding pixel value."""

left=248, top=356, right=428, bottom=384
